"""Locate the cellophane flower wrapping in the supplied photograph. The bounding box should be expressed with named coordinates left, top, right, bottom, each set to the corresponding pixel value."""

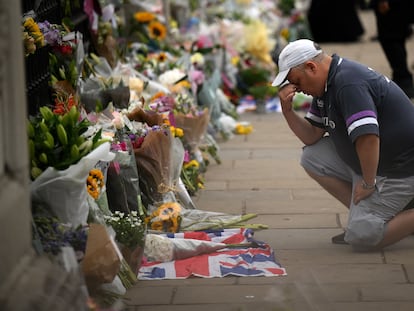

left=196, top=68, right=222, bottom=120
left=106, top=131, right=143, bottom=215
left=86, top=161, right=112, bottom=225
left=179, top=210, right=260, bottom=231
left=133, top=126, right=184, bottom=209
left=174, top=108, right=210, bottom=153
left=144, top=233, right=227, bottom=263
left=30, top=143, right=115, bottom=227
left=104, top=210, right=147, bottom=275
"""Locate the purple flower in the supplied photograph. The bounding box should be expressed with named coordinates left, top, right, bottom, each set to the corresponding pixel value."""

left=38, top=21, right=62, bottom=46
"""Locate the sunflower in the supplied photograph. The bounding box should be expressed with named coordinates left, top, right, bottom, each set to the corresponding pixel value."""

left=148, top=21, right=167, bottom=41
left=145, top=202, right=182, bottom=232
left=133, top=11, right=156, bottom=23
left=157, top=52, right=167, bottom=62
left=86, top=169, right=104, bottom=199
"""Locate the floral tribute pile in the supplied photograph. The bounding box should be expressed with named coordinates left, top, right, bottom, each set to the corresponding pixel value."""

left=22, top=0, right=309, bottom=309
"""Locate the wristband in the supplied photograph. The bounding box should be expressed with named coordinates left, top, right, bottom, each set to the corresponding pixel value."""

left=362, top=179, right=376, bottom=190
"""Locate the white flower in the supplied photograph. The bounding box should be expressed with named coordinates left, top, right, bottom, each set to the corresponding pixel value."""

left=158, top=68, right=186, bottom=87
left=144, top=234, right=174, bottom=262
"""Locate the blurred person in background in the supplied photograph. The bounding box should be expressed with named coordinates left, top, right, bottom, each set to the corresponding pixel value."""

left=307, top=0, right=364, bottom=43
left=371, top=0, right=414, bottom=98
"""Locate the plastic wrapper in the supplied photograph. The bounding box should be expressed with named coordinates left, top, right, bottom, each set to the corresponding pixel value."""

left=196, top=69, right=222, bottom=128
left=80, top=78, right=130, bottom=112
left=106, top=132, right=142, bottom=215
left=144, top=233, right=227, bottom=262
left=134, top=128, right=185, bottom=208
left=179, top=210, right=265, bottom=231
left=30, top=143, right=115, bottom=227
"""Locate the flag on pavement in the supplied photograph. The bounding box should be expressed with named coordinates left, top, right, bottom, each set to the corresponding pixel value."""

left=138, top=228, right=287, bottom=280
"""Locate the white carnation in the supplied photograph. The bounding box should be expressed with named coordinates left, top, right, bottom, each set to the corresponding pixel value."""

left=144, top=234, right=174, bottom=262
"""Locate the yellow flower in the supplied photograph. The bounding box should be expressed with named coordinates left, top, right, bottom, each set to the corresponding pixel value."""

left=148, top=21, right=167, bottom=40
left=170, top=126, right=184, bottom=137
left=86, top=168, right=104, bottom=199
left=184, top=160, right=199, bottom=169
left=174, top=127, right=184, bottom=137
left=134, top=11, right=156, bottom=23
left=170, top=20, right=178, bottom=29
left=244, top=20, right=272, bottom=63
left=190, top=52, right=204, bottom=65
left=231, top=56, right=240, bottom=66
left=22, top=17, right=45, bottom=51
left=146, top=202, right=182, bottom=232
left=157, top=52, right=167, bottom=62
left=24, top=17, right=39, bottom=33
left=235, top=123, right=253, bottom=135
left=170, top=80, right=191, bottom=93
left=280, top=28, right=290, bottom=41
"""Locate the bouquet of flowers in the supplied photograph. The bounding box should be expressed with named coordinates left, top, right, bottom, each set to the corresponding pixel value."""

left=174, top=108, right=210, bottom=154
left=105, top=130, right=143, bottom=216
left=125, top=10, right=167, bottom=51
left=29, top=105, right=114, bottom=227
left=22, top=16, right=45, bottom=56
left=133, top=125, right=184, bottom=207
left=104, top=211, right=146, bottom=275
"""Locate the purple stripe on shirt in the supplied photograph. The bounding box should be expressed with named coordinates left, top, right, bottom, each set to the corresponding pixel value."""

left=346, top=110, right=377, bottom=127
left=309, top=106, right=321, bottom=117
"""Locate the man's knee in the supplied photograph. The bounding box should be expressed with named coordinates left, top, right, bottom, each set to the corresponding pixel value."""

left=345, top=216, right=385, bottom=248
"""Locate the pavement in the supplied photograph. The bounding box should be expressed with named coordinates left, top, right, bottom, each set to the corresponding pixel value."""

left=124, top=10, right=414, bottom=311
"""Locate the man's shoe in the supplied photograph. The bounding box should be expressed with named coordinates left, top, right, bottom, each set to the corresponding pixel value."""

left=331, top=232, right=349, bottom=245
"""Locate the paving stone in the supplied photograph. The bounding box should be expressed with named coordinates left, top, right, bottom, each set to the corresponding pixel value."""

left=123, top=286, right=174, bottom=305
left=307, top=263, right=406, bottom=284
left=254, top=228, right=346, bottom=249
left=276, top=249, right=384, bottom=265
left=360, top=284, right=414, bottom=301
left=250, top=213, right=339, bottom=229
left=172, top=283, right=328, bottom=310
left=227, top=178, right=319, bottom=190
left=403, top=264, right=414, bottom=283
left=382, top=239, right=414, bottom=264
left=245, top=198, right=345, bottom=214
left=333, top=302, right=414, bottom=311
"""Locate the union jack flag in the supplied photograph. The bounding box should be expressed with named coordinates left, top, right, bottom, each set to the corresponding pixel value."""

left=138, top=228, right=287, bottom=280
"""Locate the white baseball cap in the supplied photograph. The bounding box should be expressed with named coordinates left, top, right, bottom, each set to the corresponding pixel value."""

left=271, top=39, right=323, bottom=86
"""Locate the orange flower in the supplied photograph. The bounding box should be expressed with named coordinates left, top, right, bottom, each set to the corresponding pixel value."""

left=134, top=11, right=156, bottom=23
left=170, top=80, right=191, bottom=93
left=53, top=94, right=77, bottom=115
left=148, top=21, right=167, bottom=40
left=150, top=91, right=166, bottom=101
